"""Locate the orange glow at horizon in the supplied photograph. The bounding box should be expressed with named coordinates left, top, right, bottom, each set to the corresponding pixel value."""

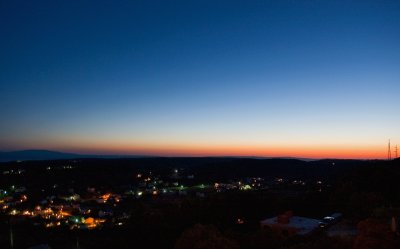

left=4, top=132, right=392, bottom=160
left=22, top=142, right=388, bottom=159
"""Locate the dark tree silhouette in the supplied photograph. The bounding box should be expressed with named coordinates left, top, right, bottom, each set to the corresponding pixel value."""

left=353, top=218, right=399, bottom=249
left=174, top=224, right=239, bottom=249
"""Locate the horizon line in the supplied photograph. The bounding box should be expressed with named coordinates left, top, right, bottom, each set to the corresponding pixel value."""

left=0, top=148, right=392, bottom=161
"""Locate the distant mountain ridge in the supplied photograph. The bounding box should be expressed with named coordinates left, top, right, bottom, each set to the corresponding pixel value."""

left=0, top=149, right=377, bottom=163
left=0, top=150, right=154, bottom=162
left=0, top=150, right=89, bottom=162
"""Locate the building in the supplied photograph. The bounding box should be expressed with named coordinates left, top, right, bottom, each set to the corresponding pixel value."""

left=319, top=212, right=342, bottom=228
left=260, top=211, right=321, bottom=236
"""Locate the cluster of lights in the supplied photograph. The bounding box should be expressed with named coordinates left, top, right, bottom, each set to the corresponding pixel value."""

left=0, top=185, right=127, bottom=231
left=239, top=185, right=252, bottom=191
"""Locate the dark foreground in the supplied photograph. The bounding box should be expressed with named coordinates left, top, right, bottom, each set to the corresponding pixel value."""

left=1, top=157, right=399, bottom=249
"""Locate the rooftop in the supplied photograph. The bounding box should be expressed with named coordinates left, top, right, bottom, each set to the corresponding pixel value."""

left=260, top=215, right=321, bottom=235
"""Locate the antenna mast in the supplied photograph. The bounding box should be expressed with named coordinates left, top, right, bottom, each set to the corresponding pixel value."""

left=395, top=145, right=398, bottom=159
left=388, top=139, right=392, bottom=160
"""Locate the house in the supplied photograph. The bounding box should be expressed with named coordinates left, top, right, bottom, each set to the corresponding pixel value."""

left=260, top=211, right=321, bottom=236
left=319, top=212, right=343, bottom=228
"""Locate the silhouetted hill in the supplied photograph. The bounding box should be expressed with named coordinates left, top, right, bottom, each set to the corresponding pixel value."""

left=0, top=150, right=317, bottom=163
left=1, top=157, right=392, bottom=188
left=0, top=150, right=152, bottom=162
left=0, top=150, right=86, bottom=162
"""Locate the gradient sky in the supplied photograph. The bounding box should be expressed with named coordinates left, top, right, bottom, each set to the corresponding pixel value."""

left=1, top=0, right=399, bottom=159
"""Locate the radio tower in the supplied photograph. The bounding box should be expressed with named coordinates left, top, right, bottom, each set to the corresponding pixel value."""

left=388, top=140, right=392, bottom=160
left=395, top=145, right=398, bottom=159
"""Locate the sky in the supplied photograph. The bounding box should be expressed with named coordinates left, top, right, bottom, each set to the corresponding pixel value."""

left=0, top=0, right=399, bottom=159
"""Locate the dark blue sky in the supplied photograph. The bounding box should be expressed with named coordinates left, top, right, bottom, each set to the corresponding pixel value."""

left=1, top=0, right=399, bottom=158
